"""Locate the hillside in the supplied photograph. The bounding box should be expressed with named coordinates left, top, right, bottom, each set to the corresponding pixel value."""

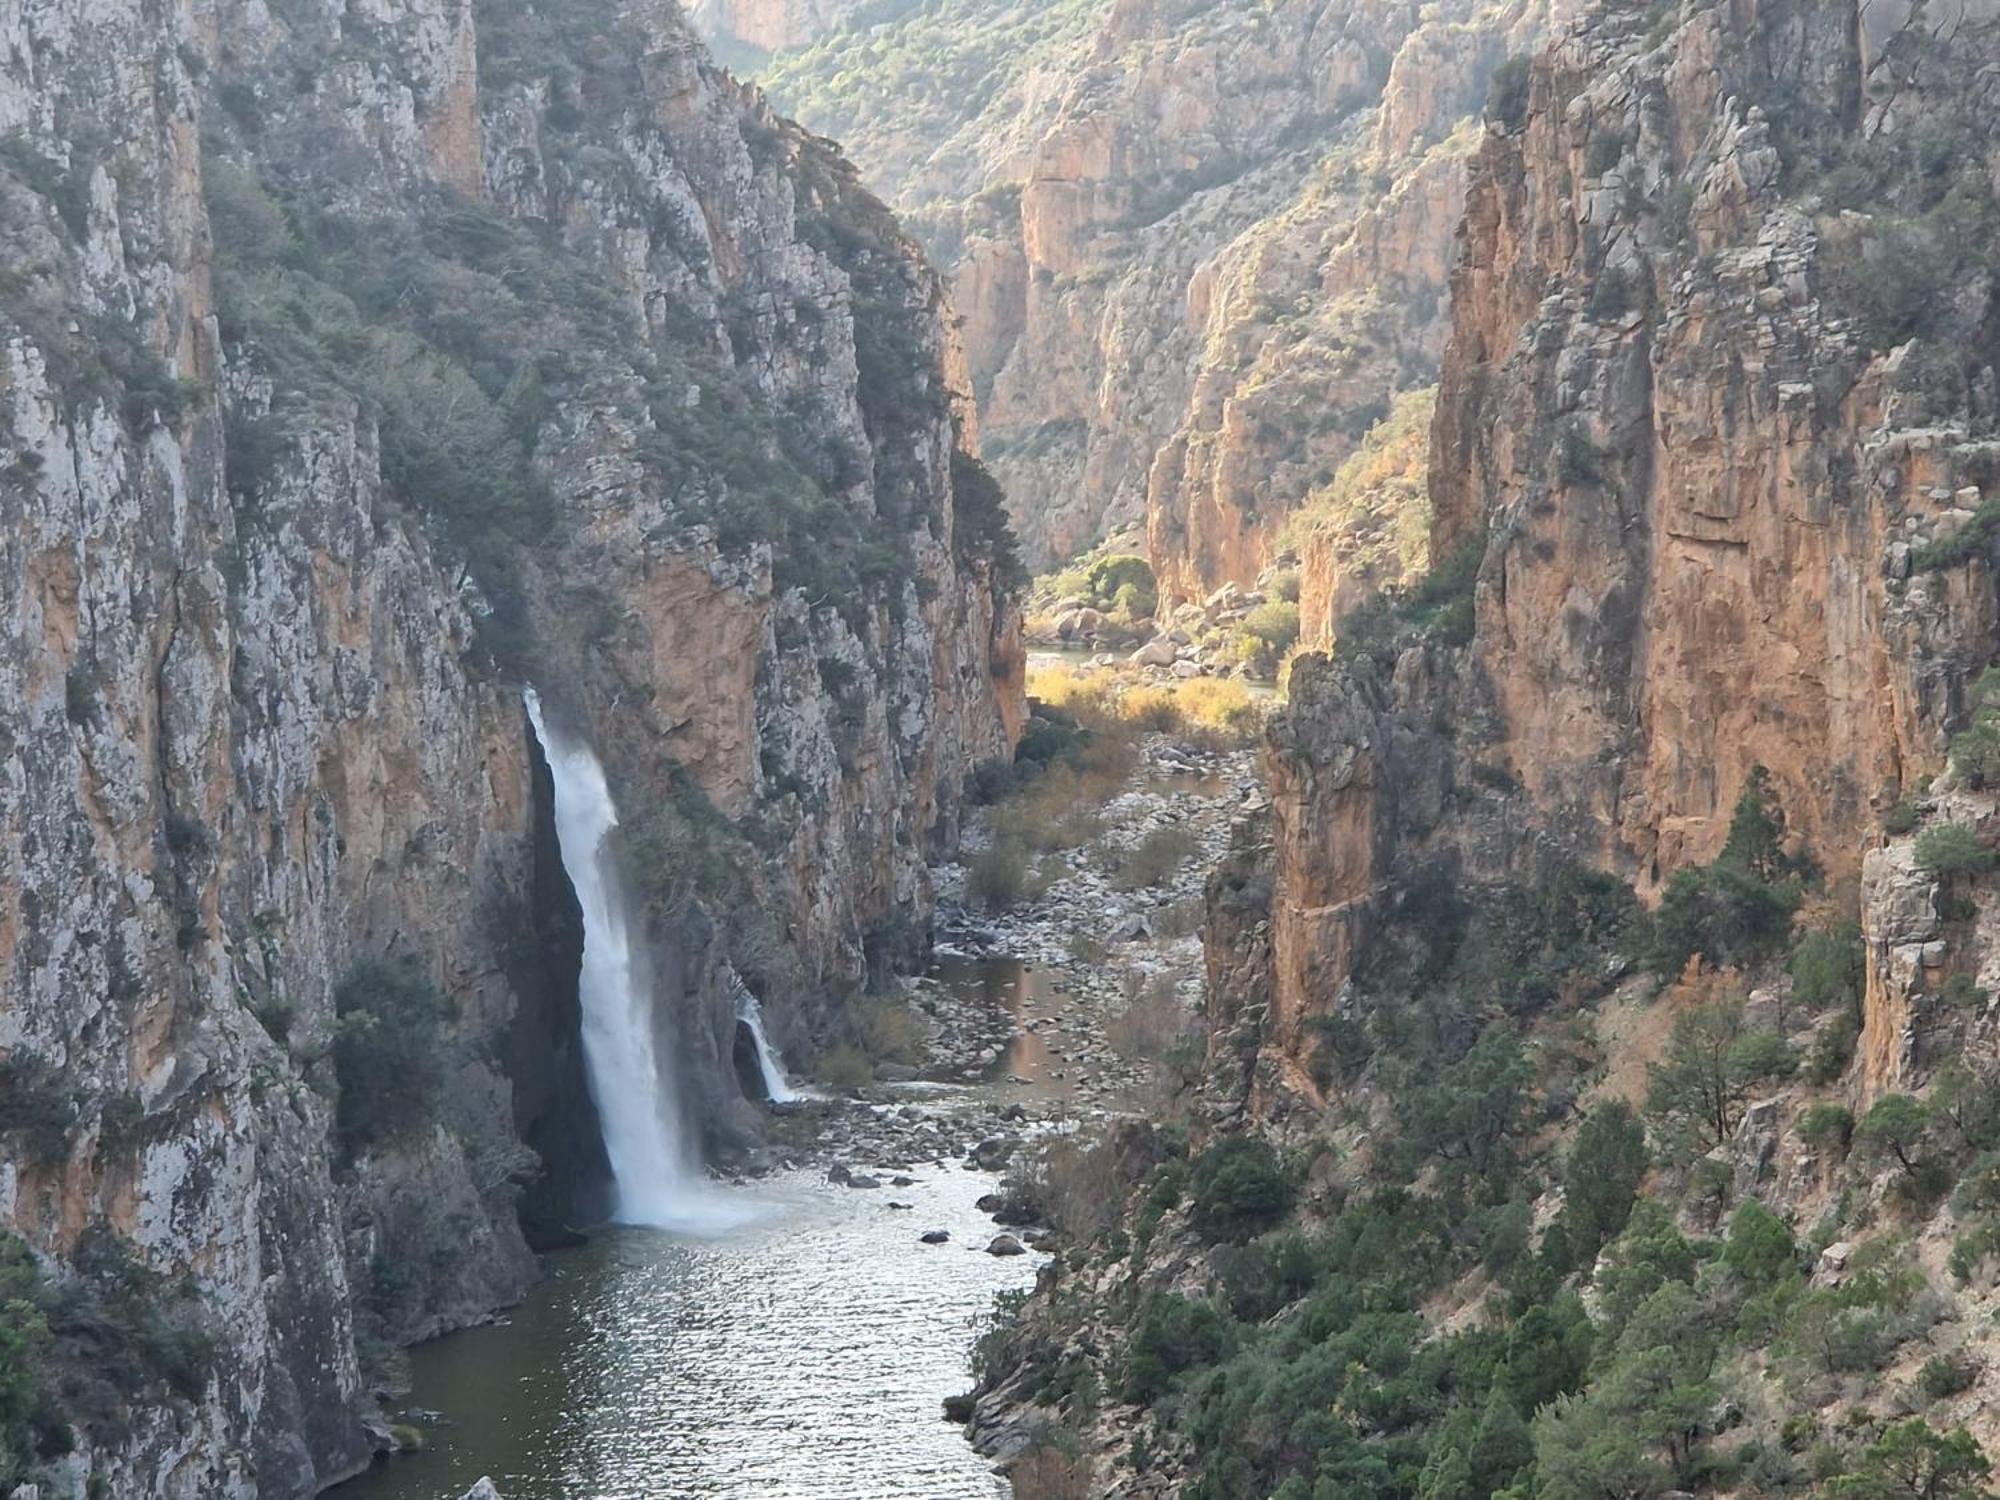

left=968, top=2, right=2000, bottom=1496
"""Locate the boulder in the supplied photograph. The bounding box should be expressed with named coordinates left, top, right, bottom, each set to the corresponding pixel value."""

left=1109, top=913, right=1151, bottom=943
left=1130, top=636, right=1179, bottom=667
left=462, top=1483, right=505, bottom=1500
left=847, top=1174, right=882, bottom=1189
left=827, top=1163, right=852, bottom=1186
left=987, top=1233, right=1028, bottom=1257
left=971, top=1136, right=1016, bottom=1170
left=920, top=1229, right=951, bottom=1244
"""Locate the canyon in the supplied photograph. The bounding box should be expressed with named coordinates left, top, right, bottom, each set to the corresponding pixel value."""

left=7, top=0, right=2000, bottom=1497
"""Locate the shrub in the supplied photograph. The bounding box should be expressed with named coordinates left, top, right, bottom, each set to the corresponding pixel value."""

left=1798, top=1104, right=1855, bottom=1157
left=1084, top=554, right=1156, bottom=619
left=1188, top=1135, right=1293, bottom=1243
left=1918, top=1352, right=1977, bottom=1404
left=814, top=1043, right=873, bottom=1094
left=1790, top=922, right=1864, bottom=1015
left=331, top=956, right=451, bottom=1152
left=0, top=1057, right=77, bottom=1164
left=967, top=839, right=1047, bottom=911
left=1112, top=825, right=1199, bottom=891
left=1123, top=1293, right=1230, bottom=1402
left=1914, top=823, right=1995, bottom=878
left=1724, top=1200, right=1799, bottom=1287
left=1229, top=601, right=1300, bottom=673
left=847, top=996, right=924, bottom=1066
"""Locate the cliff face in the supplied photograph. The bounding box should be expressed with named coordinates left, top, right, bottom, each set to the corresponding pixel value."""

left=764, top=0, right=1569, bottom=602
left=0, top=0, right=1019, bottom=1492
left=1239, top=0, right=2000, bottom=1098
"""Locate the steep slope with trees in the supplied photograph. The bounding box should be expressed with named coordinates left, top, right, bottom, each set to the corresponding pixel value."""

left=970, top=3, right=2000, bottom=1496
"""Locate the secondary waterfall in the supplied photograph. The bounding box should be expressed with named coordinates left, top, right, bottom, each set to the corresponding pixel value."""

left=733, top=980, right=802, bottom=1104
left=525, top=691, right=751, bottom=1234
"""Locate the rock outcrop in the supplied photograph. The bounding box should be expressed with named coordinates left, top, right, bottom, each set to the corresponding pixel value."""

left=0, top=0, right=1020, bottom=1491
left=765, top=0, right=1569, bottom=600
left=1243, top=0, right=2000, bottom=1095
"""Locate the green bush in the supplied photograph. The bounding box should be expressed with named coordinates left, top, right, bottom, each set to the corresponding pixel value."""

left=331, top=956, right=452, bottom=1152
left=1724, top=1200, right=1799, bottom=1286
left=1915, top=823, right=1995, bottom=878
left=1918, top=1352, right=1977, bottom=1404
left=1651, top=768, right=1806, bottom=972
left=0, top=1235, right=51, bottom=1485
left=1123, top=1293, right=1230, bottom=1403
left=1111, top=825, right=1199, bottom=891
left=1188, top=1135, right=1293, bottom=1243
left=1798, top=1104, right=1855, bottom=1156
left=1561, top=1101, right=1649, bottom=1260
left=1084, top=554, right=1157, bottom=619
left=1789, top=922, right=1864, bottom=1014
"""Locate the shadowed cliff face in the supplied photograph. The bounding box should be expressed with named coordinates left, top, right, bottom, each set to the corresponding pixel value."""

left=0, top=0, right=1020, bottom=1490
left=1227, top=0, right=2000, bottom=1106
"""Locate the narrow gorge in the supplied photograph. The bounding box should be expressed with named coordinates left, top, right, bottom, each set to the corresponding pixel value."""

left=7, top=1, right=2000, bottom=1499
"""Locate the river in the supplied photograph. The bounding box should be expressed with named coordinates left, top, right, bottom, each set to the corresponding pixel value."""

left=334, top=1135, right=1039, bottom=1500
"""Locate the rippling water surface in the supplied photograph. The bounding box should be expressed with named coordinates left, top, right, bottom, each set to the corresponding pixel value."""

left=339, top=1163, right=1038, bottom=1500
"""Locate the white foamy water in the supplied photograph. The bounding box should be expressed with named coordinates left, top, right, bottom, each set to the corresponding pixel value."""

left=734, top=983, right=803, bottom=1104
left=525, top=690, right=753, bottom=1235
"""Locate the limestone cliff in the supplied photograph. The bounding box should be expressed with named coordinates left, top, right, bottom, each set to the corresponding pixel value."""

left=0, top=0, right=1020, bottom=1492
left=764, top=0, right=1569, bottom=600
left=1240, top=0, right=2000, bottom=1101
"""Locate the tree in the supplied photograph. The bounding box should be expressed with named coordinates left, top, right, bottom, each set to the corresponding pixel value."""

left=1188, top=1135, right=1293, bottom=1243
left=1914, top=824, right=1995, bottom=878
left=1723, top=1199, right=1798, bottom=1286
left=1855, top=1094, right=1933, bottom=1176
left=1788, top=921, right=1865, bottom=1029
left=1561, top=1101, right=1650, bottom=1260
left=1826, top=1419, right=1993, bottom=1500
left=1645, top=1000, right=1789, bottom=1153
left=0, top=1235, right=50, bottom=1484
left=1722, top=765, right=1790, bottom=881
left=1400, top=1028, right=1537, bottom=1179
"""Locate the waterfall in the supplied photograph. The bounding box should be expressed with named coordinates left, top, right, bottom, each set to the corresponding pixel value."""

left=732, top=979, right=802, bottom=1104
left=525, top=691, right=752, bottom=1235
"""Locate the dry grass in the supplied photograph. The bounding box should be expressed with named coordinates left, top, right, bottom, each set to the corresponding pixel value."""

left=968, top=840, right=1052, bottom=911
left=1028, top=663, right=1262, bottom=747
left=1111, top=824, right=1200, bottom=891
left=1106, top=972, right=1197, bottom=1067
left=850, top=995, right=925, bottom=1066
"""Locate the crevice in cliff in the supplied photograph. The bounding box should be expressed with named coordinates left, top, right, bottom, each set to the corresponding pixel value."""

left=506, top=710, right=612, bottom=1247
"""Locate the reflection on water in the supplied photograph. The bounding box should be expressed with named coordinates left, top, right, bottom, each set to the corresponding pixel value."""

left=929, top=956, right=1067, bottom=1101
left=337, top=1167, right=1036, bottom=1500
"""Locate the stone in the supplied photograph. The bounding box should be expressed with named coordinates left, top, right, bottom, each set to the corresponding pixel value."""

left=847, top=1174, right=882, bottom=1189
left=920, top=1229, right=950, bottom=1244
left=1131, top=636, right=1180, bottom=667
left=986, top=1233, right=1028, bottom=1257
left=461, top=1483, right=505, bottom=1500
